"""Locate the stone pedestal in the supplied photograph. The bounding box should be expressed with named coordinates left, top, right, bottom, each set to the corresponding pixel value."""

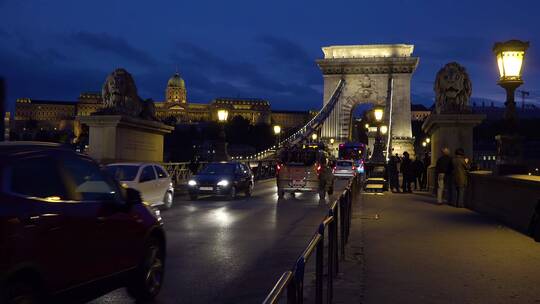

left=422, top=113, right=485, bottom=191
left=390, top=137, right=415, bottom=158
left=77, top=115, right=173, bottom=163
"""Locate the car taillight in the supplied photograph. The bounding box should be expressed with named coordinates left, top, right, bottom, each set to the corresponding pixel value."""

left=276, top=164, right=281, bottom=171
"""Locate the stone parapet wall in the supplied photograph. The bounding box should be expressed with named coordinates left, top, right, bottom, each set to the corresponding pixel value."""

left=466, top=171, right=540, bottom=233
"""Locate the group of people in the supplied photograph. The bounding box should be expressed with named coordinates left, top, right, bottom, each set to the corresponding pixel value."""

left=435, top=147, right=470, bottom=207
left=387, top=151, right=430, bottom=193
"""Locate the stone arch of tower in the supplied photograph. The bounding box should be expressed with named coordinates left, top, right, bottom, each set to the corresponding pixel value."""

left=316, top=44, right=419, bottom=155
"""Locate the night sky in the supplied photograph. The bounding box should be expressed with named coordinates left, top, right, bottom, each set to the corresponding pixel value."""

left=1, top=0, right=539, bottom=111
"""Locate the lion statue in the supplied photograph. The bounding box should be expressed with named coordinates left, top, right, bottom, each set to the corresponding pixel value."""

left=98, top=68, right=156, bottom=120
left=434, top=62, right=472, bottom=114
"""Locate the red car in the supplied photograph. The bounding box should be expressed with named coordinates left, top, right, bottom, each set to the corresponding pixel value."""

left=0, top=142, right=166, bottom=304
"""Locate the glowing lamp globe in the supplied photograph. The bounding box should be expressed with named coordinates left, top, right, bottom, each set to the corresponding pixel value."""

left=373, top=107, right=384, bottom=122
left=380, top=125, right=388, bottom=135
left=493, top=40, right=529, bottom=84
left=273, top=125, right=281, bottom=135
left=217, top=109, right=229, bottom=122
left=311, top=133, right=318, bottom=141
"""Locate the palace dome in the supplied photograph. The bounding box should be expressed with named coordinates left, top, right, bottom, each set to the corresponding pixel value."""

left=167, top=73, right=185, bottom=88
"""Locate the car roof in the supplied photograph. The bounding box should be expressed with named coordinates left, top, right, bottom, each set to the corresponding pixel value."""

left=0, top=141, right=72, bottom=157
left=106, top=162, right=163, bottom=167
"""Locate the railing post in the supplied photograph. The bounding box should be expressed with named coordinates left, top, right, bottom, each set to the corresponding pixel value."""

left=326, top=215, right=334, bottom=304
left=339, top=195, right=345, bottom=259
left=316, top=224, right=324, bottom=304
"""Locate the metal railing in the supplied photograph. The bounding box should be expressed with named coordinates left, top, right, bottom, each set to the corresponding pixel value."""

left=162, top=160, right=278, bottom=187
left=262, top=175, right=360, bottom=304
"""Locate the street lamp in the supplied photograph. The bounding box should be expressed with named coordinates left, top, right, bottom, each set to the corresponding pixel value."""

left=311, top=133, right=318, bottom=142
left=215, top=109, right=229, bottom=161
left=364, top=123, right=369, bottom=129
left=374, top=108, right=383, bottom=122
left=371, top=106, right=385, bottom=163
left=493, top=40, right=529, bottom=126
left=330, top=138, right=335, bottom=144
left=217, top=109, right=229, bottom=122
left=426, top=138, right=430, bottom=144
left=422, top=141, right=427, bottom=147
left=273, top=125, right=281, bottom=147
left=493, top=39, right=529, bottom=174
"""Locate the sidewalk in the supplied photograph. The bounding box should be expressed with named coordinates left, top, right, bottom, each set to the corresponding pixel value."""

left=333, top=191, right=540, bottom=304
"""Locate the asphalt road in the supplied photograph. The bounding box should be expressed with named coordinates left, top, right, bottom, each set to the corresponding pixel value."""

left=89, top=178, right=349, bottom=304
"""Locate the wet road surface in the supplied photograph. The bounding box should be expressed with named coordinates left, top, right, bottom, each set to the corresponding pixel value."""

left=89, top=178, right=349, bottom=304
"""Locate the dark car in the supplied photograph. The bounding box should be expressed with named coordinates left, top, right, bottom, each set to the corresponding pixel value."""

left=187, top=162, right=254, bottom=200
left=0, top=142, right=166, bottom=304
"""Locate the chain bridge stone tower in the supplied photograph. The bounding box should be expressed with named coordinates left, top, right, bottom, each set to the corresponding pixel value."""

left=316, top=44, right=419, bottom=156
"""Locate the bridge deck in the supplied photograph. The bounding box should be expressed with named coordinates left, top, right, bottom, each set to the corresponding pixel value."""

left=339, top=191, right=540, bottom=303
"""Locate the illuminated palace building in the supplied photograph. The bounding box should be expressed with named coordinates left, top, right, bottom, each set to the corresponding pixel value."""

left=12, top=72, right=313, bottom=135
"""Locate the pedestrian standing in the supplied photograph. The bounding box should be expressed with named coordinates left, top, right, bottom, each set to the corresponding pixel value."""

left=412, top=157, right=424, bottom=190
left=387, top=155, right=400, bottom=193
left=435, top=148, right=452, bottom=204
left=452, top=148, right=470, bottom=207
left=400, top=151, right=413, bottom=193
left=422, top=152, right=430, bottom=190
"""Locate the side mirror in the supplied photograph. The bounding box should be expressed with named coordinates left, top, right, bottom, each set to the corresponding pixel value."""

left=125, top=188, right=143, bottom=207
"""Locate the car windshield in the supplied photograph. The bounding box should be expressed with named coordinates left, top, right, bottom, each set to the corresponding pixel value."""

left=199, top=163, right=234, bottom=175
left=279, top=148, right=318, bottom=166
left=337, top=161, right=353, bottom=167
left=105, top=165, right=140, bottom=181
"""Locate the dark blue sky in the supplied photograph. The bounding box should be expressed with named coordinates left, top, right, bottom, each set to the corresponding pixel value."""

left=1, top=0, right=539, bottom=111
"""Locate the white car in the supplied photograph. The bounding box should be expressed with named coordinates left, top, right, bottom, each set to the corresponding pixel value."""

left=333, top=160, right=357, bottom=179
left=106, top=163, right=175, bottom=209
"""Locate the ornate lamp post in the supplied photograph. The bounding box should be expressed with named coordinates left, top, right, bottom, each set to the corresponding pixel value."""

left=215, top=109, right=229, bottom=161
left=273, top=125, right=281, bottom=147
left=493, top=40, right=529, bottom=174
left=370, top=106, right=386, bottom=163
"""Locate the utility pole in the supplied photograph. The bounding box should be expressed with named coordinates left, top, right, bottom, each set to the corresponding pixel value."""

left=518, top=90, right=530, bottom=110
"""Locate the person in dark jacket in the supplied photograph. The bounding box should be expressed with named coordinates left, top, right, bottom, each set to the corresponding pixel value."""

left=435, top=147, right=453, bottom=204
left=421, top=152, right=430, bottom=190
left=400, top=151, right=414, bottom=193
left=412, top=157, right=424, bottom=190
left=387, top=155, right=400, bottom=193
left=452, top=148, right=470, bottom=207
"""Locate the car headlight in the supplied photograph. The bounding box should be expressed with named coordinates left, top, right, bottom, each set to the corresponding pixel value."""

left=188, top=180, right=197, bottom=186
left=217, top=180, right=229, bottom=187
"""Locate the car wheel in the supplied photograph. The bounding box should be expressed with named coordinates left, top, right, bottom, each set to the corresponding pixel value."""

left=228, top=186, right=237, bottom=200
left=163, top=191, right=173, bottom=209
left=127, top=237, right=165, bottom=301
left=245, top=183, right=253, bottom=197
left=3, top=275, right=41, bottom=304
left=189, top=193, right=198, bottom=201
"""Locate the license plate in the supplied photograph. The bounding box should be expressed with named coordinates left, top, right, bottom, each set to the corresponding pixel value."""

left=292, top=180, right=305, bottom=187
left=200, top=187, right=213, bottom=191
